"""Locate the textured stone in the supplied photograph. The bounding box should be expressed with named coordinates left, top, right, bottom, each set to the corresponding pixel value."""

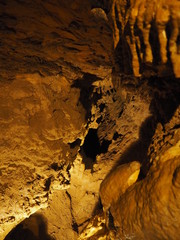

left=108, top=0, right=180, bottom=77
left=0, top=73, right=85, bottom=239
left=0, top=0, right=180, bottom=239
left=0, top=0, right=112, bottom=238
left=99, top=161, right=140, bottom=213
left=111, top=156, right=180, bottom=240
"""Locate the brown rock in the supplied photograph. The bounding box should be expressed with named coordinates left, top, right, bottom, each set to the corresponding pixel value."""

left=99, top=161, right=140, bottom=212
left=111, top=154, right=180, bottom=240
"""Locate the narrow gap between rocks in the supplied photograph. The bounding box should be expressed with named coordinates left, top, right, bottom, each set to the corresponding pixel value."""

left=81, top=128, right=111, bottom=170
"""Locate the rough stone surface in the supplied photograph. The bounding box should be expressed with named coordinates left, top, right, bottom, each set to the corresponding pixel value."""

left=111, top=150, right=180, bottom=240
left=0, top=73, right=86, bottom=238
left=99, top=160, right=140, bottom=211
left=77, top=78, right=180, bottom=240
left=0, top=0, right=180, bottom=240
left=108, top=0, right=180, bottom=77
left=0, top=0, right=112, bottom=238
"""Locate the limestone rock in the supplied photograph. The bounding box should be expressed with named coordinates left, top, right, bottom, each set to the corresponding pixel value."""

left=0, top=0, right=112, bottom=238
left=99, top=161, right=140, bottom=213
left=0, top=0, right=179, bottom=239
left=111, top=156, right=180, bottom=240
left=110, top=104, right=180, bottom=239
left=0, top=73, right=85, bottom=239
left=109, top=0, right=180, bottom=77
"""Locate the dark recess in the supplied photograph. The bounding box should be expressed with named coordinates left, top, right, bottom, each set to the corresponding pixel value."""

left=113, top=131, right=119, bottom=140
left=72, top=73, right=102, bottom=119
left=96, top=116, right=102, bottom=124
left=72, top=222, right=79, bottom=233
left=99, top=103, right=105, bottom=112
left=83, top=129, right=101, bottom=160
left=82, top=128, right=111, bottom=169
left=4, top=214, right=54, bottom=240
left=69, top=138, right=81, bottom=149
left=111, top=77, right=180, bottom=179
left=50, top=162, right=65, bottom=171
left=44, top=177, right=51, bottom=191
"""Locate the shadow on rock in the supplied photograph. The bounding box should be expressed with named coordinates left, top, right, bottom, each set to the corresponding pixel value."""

left=72, top=73, right=102, bottom=120
left=113, top=77, right=179, bottom=177
left=117, top=115, right=156, bottom=167
left=4, top=213, right=54, bottom=240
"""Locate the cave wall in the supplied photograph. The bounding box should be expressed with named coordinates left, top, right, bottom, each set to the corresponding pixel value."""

left=0, top=0, right=180, bottom=239
left=0, top=0, right=112, bottom=238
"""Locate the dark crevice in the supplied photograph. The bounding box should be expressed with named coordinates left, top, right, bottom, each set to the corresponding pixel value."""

left=100, top=139, right=112, bottom=153
left=50, top=162, right=64, bottom=171
left=50, top=162, right=59, bottom=171
left=99, top=103, right=105, bottom=112
left=172, top=124, right=180, bottom=130
left=113, top=131, right=119, bottom=140
left=96, top=116, right=102, bottom=124
left=4, top=214, right=54, bottom=240
left=68, top=138, right=81, bottom=149
left=81, top=128, right=112, bottom=170
left=72, top=73, right=102, bottom=119
left=82, top=129, right=101, bottom=160
left=118, top=109, right=123, bottom=118
left=44, top=177, right=51, bottom=191
left=66, top=191, right=79, bottom=234
left=72, top=222, right=79, bottom=233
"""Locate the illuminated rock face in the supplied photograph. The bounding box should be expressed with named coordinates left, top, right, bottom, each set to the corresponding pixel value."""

left=79, top=103, right=180, bottom=240
left=99, top=161, right=140, bottom=216
left=0, top=73, right=86, bottom=238
left=109, top=0, right=180, bottom=77
left=0, top=0, right=179, bottom=240
left=0, top=0, right=112, bottom=238
left=109, top=105, right=180, bottom=239
left=111, top=152, right=180, bottom=239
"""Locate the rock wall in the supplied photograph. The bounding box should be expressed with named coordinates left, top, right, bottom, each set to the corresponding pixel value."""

left=0, top=0, right=179, bottom=239
left=0, top=0, right=112, bottom=238
left=78, top=77, right=180, bottom=240
left=111, top=107, right=180, bottom=240
left=108, top=0, right=180, bottom=77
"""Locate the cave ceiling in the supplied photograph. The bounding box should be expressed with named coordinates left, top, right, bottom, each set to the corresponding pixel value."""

left=0, top=0, right=180, bottom=239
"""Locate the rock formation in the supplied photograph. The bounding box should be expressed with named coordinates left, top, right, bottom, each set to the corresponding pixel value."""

left=111, top=115, right=180, bottom=240
left=99, top=161, right=140, bottom=226
left=0, top=0, right=179, bottom=239
left=109, top=0, right=180, bottom=77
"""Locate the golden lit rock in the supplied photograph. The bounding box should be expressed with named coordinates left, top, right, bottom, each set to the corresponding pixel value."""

left=0, top=0, right=179, bottom=239
left=109, top=0, right=180, bottom=77
left=99, top=161, right=140, bottom=215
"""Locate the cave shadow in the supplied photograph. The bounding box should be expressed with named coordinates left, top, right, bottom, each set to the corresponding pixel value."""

left=92, top=76, right=179, bottom=219
left=113, top=26, right=134, bottom=76
left=78, top=75, right=180, bottom=237
left=4, top=213, right=54, bottom=240
left=115, top=115, right=156, bottom=177
left=104, top=75, right=180, bottom=181
left=72, top=73, right=102, bottom=120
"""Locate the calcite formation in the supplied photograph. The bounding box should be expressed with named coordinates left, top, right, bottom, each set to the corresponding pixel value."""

left=0, top=0, right=112, bottom=238
left=109, top=0, right=180, bottom=77
left=78, top=81, right=180, bottom=240
left=111, top=146, right=180, bottom=239
left=0, top=0, right=179, bottom=239
left=99, top=161, right=140, bottom=224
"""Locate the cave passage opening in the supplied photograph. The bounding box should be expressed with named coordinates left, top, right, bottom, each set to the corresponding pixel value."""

left=81, top=128, right=111, bottom=169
